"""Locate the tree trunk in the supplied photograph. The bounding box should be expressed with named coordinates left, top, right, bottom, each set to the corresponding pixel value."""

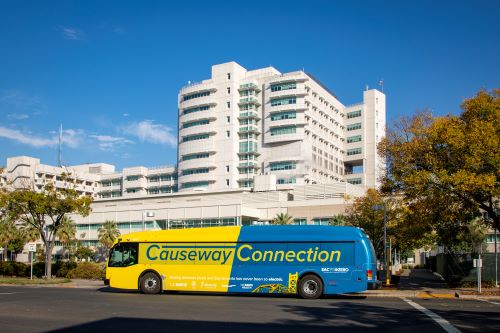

left=45, top=242, right=54, bottom=279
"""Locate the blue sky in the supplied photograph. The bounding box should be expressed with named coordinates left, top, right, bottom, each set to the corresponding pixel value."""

left=0, top=0, right=498, bottom=170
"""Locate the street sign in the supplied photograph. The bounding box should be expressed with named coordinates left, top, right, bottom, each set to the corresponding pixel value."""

left=27, top=244, right=36, bottom=252
left=473, top=259, right=483, bottom=268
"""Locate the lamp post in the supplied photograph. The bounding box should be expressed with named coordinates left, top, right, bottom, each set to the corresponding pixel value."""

left=373, top=203, right=390, bottom=286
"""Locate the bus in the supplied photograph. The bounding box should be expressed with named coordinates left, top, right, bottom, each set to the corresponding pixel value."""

left=104, top=225, right=379, bottom=299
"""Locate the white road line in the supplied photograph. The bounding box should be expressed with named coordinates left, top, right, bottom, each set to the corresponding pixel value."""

left=402, top=298, right=461, bottom=333
left=478, top=299, right=500, bottom=306
left=0, top=292, right=20, bottom=295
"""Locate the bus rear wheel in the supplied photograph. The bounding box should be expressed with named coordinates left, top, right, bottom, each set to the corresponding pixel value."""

left=298, top=274, right=323, bottom=299
left=140, top=272, right=162, bottom=294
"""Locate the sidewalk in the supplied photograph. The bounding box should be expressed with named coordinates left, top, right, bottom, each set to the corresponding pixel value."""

left=362, top=269, right=500, bottom=300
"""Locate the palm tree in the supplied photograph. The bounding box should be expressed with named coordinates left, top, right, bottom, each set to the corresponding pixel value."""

left=98, top=220, right=121, bottom=252
left=329, top=214, right=346, bottom=226
left=271, top=213, right=293, bottom=225
left=56, top=217, right=76, bottom=260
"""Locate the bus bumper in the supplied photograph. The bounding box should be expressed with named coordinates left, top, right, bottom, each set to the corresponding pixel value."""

left=104, top=278, right=110, bottom=286
left=368, top=281, right=381, bottom=290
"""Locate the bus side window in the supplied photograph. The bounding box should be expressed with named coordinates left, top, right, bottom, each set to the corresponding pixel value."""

left=109, top=243, right=138, bottom=267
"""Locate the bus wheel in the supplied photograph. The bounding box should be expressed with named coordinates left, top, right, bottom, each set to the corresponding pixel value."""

left=298, top=274, right=323, bottom=299
left=140, top=272, right=161, bottom=294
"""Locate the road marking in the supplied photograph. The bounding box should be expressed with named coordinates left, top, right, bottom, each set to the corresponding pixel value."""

left=402, top=298, right=461, bottom=333
left=478, top=299, right=500, bottom=306
left=0, top=292, right=21, bottom=295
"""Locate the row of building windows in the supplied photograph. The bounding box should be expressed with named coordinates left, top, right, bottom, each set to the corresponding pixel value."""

left=183, top=181, right=210, bottom=189
left=270, top=125, right=296, bottom=136
left=101, top=180, right=121, bottom=187
left=239, top=141, right=258, bottom=153
left=347, top=147, right=362, bottom=156
left=347, top=178, right=362, bottom=185
left=183, top=91, right=210, bottom=101
left=182, top=168, right=209, bottom=176
left=277, top=177, right=296, bottom=184
left=270, top=161, right=296, bottom=171
left=270, top=82, right=297, bottom=92
left=347, top=135, right=362, bottom=143
left=182, top=105, right=210, bottom=115
left=182, top=119, right=210, bottom=128
left=271, top=111, right=296, bottom=121
left=270, top=97, right=296, bottom=106
left=347, top=110, right=362, bottom=119
left=346, top=123, right=362, bottom=131
left=182, top=133, right=210, bottom=142
left=147, top=186, right=175, bottom=194
left=182, top=153, right=210, bottom=161
left=148, top=174, right=175, bottom=182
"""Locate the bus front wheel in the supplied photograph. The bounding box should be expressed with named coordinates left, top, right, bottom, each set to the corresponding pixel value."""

left=140, top=272, right=162, bottom=294
left=298, top=274, right=323, bottom=299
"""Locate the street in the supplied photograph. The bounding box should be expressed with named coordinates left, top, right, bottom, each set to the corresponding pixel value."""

left=0, top=286, right=499, bottom=332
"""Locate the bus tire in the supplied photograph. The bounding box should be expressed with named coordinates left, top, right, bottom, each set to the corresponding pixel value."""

left=140, top=272, right=162, bottom=294
left=298, top=274, right=323, bottom=299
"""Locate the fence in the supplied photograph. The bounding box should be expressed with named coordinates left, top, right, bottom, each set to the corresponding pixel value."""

left=428, top=253, right=499, bottom=282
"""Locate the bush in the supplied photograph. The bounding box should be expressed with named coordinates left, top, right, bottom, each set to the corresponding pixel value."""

left=0, top=261, right=29, bottom=277
left=52, top=261, right=78, bottom=278
left=67, top=262, right=105, bottom=280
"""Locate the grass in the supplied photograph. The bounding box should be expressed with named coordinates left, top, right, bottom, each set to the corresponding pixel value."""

left=0, top=277, right=71, bottom=285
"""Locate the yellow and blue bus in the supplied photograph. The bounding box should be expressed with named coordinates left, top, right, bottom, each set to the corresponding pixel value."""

left=105, top=225, right=379, bottom=299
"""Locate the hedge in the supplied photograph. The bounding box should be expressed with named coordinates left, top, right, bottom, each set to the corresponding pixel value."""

left=0, top=261, right=101, bottom=279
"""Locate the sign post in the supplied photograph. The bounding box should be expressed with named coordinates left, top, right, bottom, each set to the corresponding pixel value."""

left=28, top=243, right=36, bottom=280
left=473, top=256, right=482, bottom=293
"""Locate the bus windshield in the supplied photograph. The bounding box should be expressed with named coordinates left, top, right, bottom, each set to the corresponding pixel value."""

left=109, top=243, right=139, bottom=267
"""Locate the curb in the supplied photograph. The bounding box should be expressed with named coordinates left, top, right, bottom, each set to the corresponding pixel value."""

left=455, top=291, right=500, bottom=300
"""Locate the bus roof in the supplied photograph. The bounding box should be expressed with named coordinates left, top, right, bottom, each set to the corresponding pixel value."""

left=114, top=225, right=367, bottom=245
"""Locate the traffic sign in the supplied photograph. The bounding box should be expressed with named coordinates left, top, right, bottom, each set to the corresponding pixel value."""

left=27, top=243, right=36, bottom=252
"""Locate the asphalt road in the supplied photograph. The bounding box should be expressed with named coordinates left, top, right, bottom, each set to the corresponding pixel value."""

left=0, top=286, right=499, bottom=333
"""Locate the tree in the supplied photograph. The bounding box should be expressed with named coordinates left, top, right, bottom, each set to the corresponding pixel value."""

left=379, top=89, right=500, bottom=234
left=75, top=246, right=95, bottom=261
left=56, top=217, right=77, bottom=260
left=344, top=189, right=405, bottom=260
left=98, top=220, right=120, bottom=252
left=0, top=183, right=92, bottom=278
left=329, top=214, right=346, bottom=226
left=271, top=213, right=293, bottom=225
left=0, top=218, right=17, bottom=261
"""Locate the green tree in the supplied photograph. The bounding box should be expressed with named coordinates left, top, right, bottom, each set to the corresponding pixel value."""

left=329, top=214, right=346, bottom=226
left=0, top=218, right=17, bottom=261
left=75, top=246, right=95, bottom=261
left=98, top=220, right=120, bottom=252
left=379, top=89, right=500, bottom=234
left=0, top=183, right=92, bottom=278
left=271, top=213, right=293, bottom=225
left=56, top=217, right=77, bottom=260
left=344, top=189, right=404, bottom=260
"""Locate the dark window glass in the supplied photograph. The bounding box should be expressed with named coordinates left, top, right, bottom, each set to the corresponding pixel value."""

left=108, top=243, right=139, bottom=267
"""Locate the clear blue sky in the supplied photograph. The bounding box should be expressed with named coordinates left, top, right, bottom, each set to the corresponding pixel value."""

left=1, top=0, right=498, bottom=170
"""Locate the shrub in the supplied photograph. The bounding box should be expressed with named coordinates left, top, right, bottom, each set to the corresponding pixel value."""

left=67, top=262, right=105, bottom=280
left=52, top=261, right=78, bottom=278
left=0, top=261, right=29, bottom=277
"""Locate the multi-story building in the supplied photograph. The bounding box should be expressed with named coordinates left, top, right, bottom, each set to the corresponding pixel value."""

left=2, top=156, right=177, bottom=199
left=177, top=62, right=385, bottom=192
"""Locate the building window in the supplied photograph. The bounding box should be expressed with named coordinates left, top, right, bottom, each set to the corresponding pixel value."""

left=292, top=218, right=307, bottom=225
left=347, top=148, right=362, bottom=156
left=270, top=82, right=296, bottom=92
left=126, top=176, right=139, bottom=181
left=182, top=119, right=209, bottom=128
left=226, top=179, right=229, bottom=186
left=277, top=178, right=296, bottom=184
left=312, top=217, right=330, bottom=226
left=182, top=153, right=210, bottom=161
left=227, top=101, right=230, bottom=108
left=271, top=97, right=296, bottom=106
left=485, top=234, right=499, bottom=243
left=182, top=168, right=210, bottom=176
left=239, top=141, right=258, bottom=153
left=270, top=125, right=296, bottom=136
left=226, top=130, right=230, bottom=138
left=270, top=111, right=296, bottom=121
left=347, top=135, right=362, bottom=143
left=227, top=87, right=231, bottom=94
left=227, top=116, right=230, bottom=123
left=183, top=181, right=209, bottom=189
left=346, top=123, right=362, bottom=131
left=182, top=133, right=210, bottom=142
left=227, top=73, right=231, bottom=80
left=347, top=178, right=362, bottom=185
left=182, top=105, right=210, bottom=115
left=226, top=165, right=230, bottom=173
left=270, top=161, right=296, bottom=171
left=347, top=110, right=362, bottom=119
left=183, top=91, right=210, bottom=101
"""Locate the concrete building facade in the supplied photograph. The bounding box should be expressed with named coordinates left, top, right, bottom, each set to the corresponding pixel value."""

left=177, top=62, right=385, bottom=192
